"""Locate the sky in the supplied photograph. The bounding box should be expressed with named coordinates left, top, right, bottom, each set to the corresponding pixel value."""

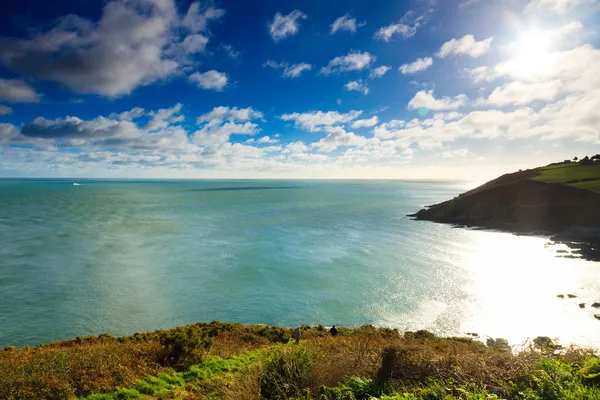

left=0, top=0, right=599, bottom=180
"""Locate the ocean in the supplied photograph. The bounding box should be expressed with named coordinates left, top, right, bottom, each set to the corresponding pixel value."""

left=1, top=179, right=599, bottom=348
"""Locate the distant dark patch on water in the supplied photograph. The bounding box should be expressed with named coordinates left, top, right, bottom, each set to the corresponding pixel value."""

left=188, top=186, right=305, bottom=192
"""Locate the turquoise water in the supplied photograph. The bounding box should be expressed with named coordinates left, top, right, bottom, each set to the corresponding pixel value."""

left=1, top=179, right=600, bottom=348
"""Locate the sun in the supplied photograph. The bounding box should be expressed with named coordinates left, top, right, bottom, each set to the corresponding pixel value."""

left=509, top=30, right=555, bottom=79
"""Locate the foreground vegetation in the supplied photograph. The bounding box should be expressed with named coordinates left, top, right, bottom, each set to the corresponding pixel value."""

left=2, top=322, right=600, bottom=399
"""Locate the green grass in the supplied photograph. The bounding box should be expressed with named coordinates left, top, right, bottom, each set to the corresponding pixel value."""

left=79, top=350, right=260, bottom=399
left=531, top=163, right=600, bottom=193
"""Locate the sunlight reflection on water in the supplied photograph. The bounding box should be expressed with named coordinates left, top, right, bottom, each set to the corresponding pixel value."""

left=460, top=231, right=600, bottom=347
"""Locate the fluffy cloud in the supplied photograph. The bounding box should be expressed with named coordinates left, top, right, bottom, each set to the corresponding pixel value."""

left=0, top=79, right=40, bottom=102
left=320, top=51, right=376, bottom=75
left=408, top=90, right=468, bottom=111
left=369, top=66, right=391, bottom=79
left=0, top=105, right=12, bottom=115
left=0, top=0, right=224, bottom=97
left=485, top=81, right=561, bottom=106
left=374, top=24, right=416, bottom=41
left=181, top=34, right=209, bottom=54
left=438, top=35, right=493, bottom=58
left=264, top=60, right=312, bottom=78
left=197, top=106, right=263, bottom=126
left=312, top=126, right=368, bottom=152
left=351, top=116, right=379, bottom=128
left=147, top=103, right=184, bottom=131
left=465, top=66, right=497, bottom=83
left=399, top=57, right=433, bottom=74
left=257, top=136, right=279, bottom=144
left=282, top=141, right=308, bottom=155
left=269, top=10, right=307, bottom=41
left=344, top=80, right=369, bottom=95
left=330, top=14, right=364, bottom=34
left=193, top=106, right=263, bottom=145
left=280, top=110, right=362, bottom=131
left=433, top=112, right=464, bottom=121
left=189, top=70, right=228, bottom=91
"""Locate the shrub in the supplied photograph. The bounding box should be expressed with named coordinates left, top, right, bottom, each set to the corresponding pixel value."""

left=158, top=327, right=212, bottom=369
left=581, top=357, right=600, bottom=385
left=260, top=347, right=314, bottom=399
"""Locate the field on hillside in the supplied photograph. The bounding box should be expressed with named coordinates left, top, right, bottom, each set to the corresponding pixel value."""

left=531, top=162, right=600, bottom=193
left=1, top=322, right=600, bottom=400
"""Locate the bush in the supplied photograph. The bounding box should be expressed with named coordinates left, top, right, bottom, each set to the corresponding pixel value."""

left=260, top=347, right=315, bottom=399
left=158, top=327, right=212, bottom=370
left=581, top=357, right=600, bottom=385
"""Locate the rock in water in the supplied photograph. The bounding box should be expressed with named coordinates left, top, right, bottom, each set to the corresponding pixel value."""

left=567, top=294, right=577, bottom=298
left=579, top=303, right=586, bottom=308
left=595, top=314, right=600, bottom=321
left=591, top=302, right=600, bottom=308
left=557, top=294, right=565, bottom=299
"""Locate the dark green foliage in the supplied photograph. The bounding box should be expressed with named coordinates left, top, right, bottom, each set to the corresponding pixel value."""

left=319, top=377, right=382, bottom=399
left=158, top=327, right=212, bottom=369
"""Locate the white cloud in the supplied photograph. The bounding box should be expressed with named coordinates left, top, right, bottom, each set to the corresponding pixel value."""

left=351, top=116, right=379, bottom=128
left=0, top=105, right=12, bottom=115
left=400, top=57, right=433, bottom=74
left=282, top=141, right=308, bottom=155
left=193, top=106, right=263, bottom=146
left=269, top=10, right=307, bottom=41
left=320, top=51, right=376, bottom=75
left=374, top=24, right=416, bottom=41
left=264, top=60, right=312, bottom=78
left=182, top=2, right=225, bottom=32
left=280, top=110, right=362, bottom=131
left=465, top=66, right=497, bottom=83
left=330, top=14, right=364, bottom=34
left=0, top=79, right=40, bottom=102
left=189, top=70, right=228, bottom=91
left=433, top=112, right=464, bottom=121
left=312, top=126, right=368, bottom=152
left=147, top=104, right=184, bottom=131
left=369, top=66, right=391, bottom=79
left=525, top=0, right=585, bottom=13
left=181, top=34, right=209, bottom=54
left=197, top=106, right=263, bottom=126
left=109, top=107, right=145, bottom=121
left=0, top=0, right=224, bottom=97
left=408, top=90, right=468, bottom=111
left=485, top=80, right=561, bottom=106
left=344, top=80, right=369, bottom=95
left=438, top=35, right=493, bottom=58
left=257, top=136, right=278, bottom=144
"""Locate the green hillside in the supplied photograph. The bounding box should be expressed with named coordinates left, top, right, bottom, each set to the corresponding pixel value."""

left=410, top=158, right=600, bottom=258
left=532, top=162, right=600, bottom=193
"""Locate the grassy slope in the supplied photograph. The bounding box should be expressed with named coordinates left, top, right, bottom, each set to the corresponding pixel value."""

left=411, top=162, right=600, bottom=233
left=531, top=163, right=600, bottom=193
left=1, top=322, right=600, bottom=400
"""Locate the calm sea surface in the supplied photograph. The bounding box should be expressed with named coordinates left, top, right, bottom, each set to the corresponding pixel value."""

left=1, top=179, right=599, bottom=348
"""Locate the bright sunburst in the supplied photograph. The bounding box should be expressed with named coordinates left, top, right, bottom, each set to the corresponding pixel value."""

left=510, top=30, right=555, bottom=79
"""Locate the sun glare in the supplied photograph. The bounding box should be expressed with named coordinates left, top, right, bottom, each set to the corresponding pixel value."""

left=510, top=30, right=554, bottom=79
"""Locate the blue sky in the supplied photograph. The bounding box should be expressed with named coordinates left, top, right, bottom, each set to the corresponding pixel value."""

left=0, top=0, right=599, bottom=179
